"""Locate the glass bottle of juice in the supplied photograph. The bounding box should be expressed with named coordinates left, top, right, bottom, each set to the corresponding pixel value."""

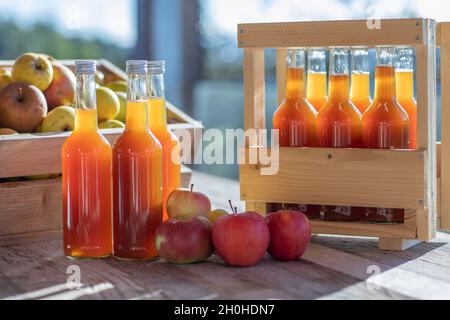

left=362, top=47, right=409, bottom=223
left=62, top=60, right=112, bottom=258
left=113, top=60, right=163, bottom=260
left=396, top=47, right=417, bottom=149
left=273, top=48, right=319, bottom=219
left=147, top=60, right=181, bottom=221
left=316, top=48, right=364, bottom=221
left=350, top=47, right=372, bottom=113
left=306, top=48, right=327, bottom=111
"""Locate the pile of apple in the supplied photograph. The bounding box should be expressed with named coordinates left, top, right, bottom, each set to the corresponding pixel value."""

left=157, top=185, right=312, bottom=267
left=0, top=52, right=128, bottom=135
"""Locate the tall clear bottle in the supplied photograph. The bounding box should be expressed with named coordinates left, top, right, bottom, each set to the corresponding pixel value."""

left=316, top=48, right=364, bottom=221
left=362, top=47, right=409, bottom=223
left=306, top=48, right=327, bottom=111
left=273, top=48, right=319, bottom=218
left=395, top=47, right=417, bottom=149
left=62, top=60, right=112, bottom=258
left=350, top=47, right=372, bottom=113
left=113, top=60, right=163, bottom=260
left=147, top=60, right=181, bottom=221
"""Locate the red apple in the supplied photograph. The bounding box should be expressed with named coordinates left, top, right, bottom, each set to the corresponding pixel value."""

left=0, top=82, right=47, bottom=132
left=166, top=184, right=211, bottom=219
left=156, top=216, right=214, bottom=264
left=212, top=210, right=270, bottom=267
left=266, top=210, right=311, bottom=261
left=43, top=62, right=76, bottom=111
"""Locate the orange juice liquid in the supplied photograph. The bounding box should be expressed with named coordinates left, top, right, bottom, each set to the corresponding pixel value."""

left=350, top=72, right=372, bottom=113
left=273, top=67, right=319, bottom=218
left=306, top=71, right=327, bottom=111
left=396, top=70, right=417, bottom=149
left=62, top=108, right=112, bottom=258
left=148, top=97, right=181, bottom=221
left=316, top=74, right=364, bottom=221
left=362, top=66, right=409, bottom=223
left=113, top=100, right=163, bottom=260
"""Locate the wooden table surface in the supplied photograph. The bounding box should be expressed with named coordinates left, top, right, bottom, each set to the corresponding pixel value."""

left=1, top=171, right=450, bottom=300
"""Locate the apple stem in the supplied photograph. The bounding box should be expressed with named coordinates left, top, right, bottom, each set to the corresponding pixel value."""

left=234, top=206, right=238, bottom=214
left=190, top=184, right=194, bottom=192
left=228, top=200, right=235, bottom=214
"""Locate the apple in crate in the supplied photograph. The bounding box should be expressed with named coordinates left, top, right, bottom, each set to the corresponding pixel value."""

left=212, top=208, right=270, bottom=267
left=166, top=184, right=211, bottom=218
left=0, top=82, right=47, bottom=133
left=44, top=62, right=76, bottom=111
left=11, top=53, right=53, bottom=91
left=156, top=216, right=214, bottom=264
left=266, top=210, right=311, bottom=261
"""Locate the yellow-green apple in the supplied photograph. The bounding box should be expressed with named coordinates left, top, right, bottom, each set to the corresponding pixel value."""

left=212, top=210, right=270, bottom=267
left=106, top=80, right=127, bottom=92
left=98, top=119, right=125, bottom=129
left=40, top=105, right=75, bottom=132
left=209, top=209, right=229, bottom=224
left=115, top=91, right=126, bottom=122
left=0, top=128, right=17, bottom=135
left=0, top=68, right=12, bottom=90
left=11, top=53, right=53, bottom=91
left=166, top=184, right=211, bottom=219
left=156, top=216, right=214, bottom=264
left=0, top=83, right=47, bottom=132
left=96, top=87, right=119, bottom=121
left=266, top=210, right=311, bottom=261
left=43, top=62, right=76, bottom=110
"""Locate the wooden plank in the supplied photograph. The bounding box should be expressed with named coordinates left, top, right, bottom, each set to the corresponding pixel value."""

left=238, top=19, right=425, bottom=48
left=276, top=48, right=287, bottom=105
left=0, top=128, right=195, bottom=179
left=415, top=19, right=437, bottom=241
left=440, top=22, right=450, bottom=231
left=240, top=147, right=425, bottom=209
left=311, top=210, right=417, bottom=240
left=243, top=48, right=265, bottom=146
left=0, top=178, right=62, bottom=246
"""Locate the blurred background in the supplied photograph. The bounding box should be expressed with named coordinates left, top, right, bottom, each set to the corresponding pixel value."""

left=0, top=0, right=446, bottom=179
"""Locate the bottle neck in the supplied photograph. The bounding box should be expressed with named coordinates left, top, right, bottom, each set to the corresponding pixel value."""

left=395, top=69, right=414, bottom=100
left=148, top=72, right=168, bottom=128
left=126, top=72, right=149, bottom=130
left=329, top=74, right=350, bottom=100
left=74, top=73, right=97, bottom=132
left=374, top=65, right=396, bottom=100
left=350, top=72, right=371, bottom=100
left=285, top=67, right=305, bottom=100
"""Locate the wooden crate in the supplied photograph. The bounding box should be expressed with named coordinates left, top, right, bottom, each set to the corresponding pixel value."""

left=238, top=18, right=448, bottom=251
left=0, top=59, right=202, bottom=246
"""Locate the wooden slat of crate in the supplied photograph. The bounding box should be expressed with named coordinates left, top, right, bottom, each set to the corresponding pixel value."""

left=311, top=210, right=417, bottom=239
left=0, top=178, right=62, bottom=246
left=240, top=147, right=426, bottom=210
left=238, top=19, right=425, bottom=48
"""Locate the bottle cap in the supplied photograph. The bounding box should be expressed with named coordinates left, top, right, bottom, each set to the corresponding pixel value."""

left=126, top=60, right=148, bottom=74
left=75, top=60, right=96, bottom=74
left=148, top=60, right=166, bottom=74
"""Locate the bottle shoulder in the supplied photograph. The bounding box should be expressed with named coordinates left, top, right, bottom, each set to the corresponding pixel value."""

left=62, top=130, right=111, bottom=154
left=113, top=129, right=162, bottom=153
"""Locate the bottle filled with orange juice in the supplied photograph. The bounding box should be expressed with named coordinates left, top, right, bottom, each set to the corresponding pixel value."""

left=113, top=60, right=163, bottom=260
left=306, top=48, right=327, bottom=111
left=62, top=60, right=112, bottom=258
left=362, top=47, right=409, bottom=223
left=147, top=60, right=181, bottom=221
left=316, top=48, right=364, bottom=221
left=273, top=48, right=319, bottom=218
left=350, top=47, right=372, bottom=113
left=396, top=47, right=417, bottom=149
